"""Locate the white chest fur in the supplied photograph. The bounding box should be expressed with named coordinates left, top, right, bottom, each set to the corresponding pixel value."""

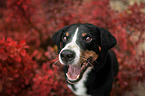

left=67, top=67, right=92, bottom=96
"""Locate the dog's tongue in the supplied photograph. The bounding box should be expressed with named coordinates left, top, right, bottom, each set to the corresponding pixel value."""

left=67, top=64, right=81, bottom=80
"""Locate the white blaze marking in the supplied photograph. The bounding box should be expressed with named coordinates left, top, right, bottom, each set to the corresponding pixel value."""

left=72, top=27, right=79, bottom=43
left=59, top=27, right=80, bottom=65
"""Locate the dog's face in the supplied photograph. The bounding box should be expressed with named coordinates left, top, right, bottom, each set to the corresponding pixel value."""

left=52, top=23, right=116, bottom=84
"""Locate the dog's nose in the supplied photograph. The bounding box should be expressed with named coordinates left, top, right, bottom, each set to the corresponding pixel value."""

left=60, top=50, right=75, bottom=63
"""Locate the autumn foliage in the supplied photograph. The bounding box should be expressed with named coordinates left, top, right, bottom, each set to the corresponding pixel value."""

left=0, top=0, right=145, bottom=96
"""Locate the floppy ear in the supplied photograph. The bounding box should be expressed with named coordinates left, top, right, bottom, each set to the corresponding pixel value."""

left=52, top=26, right=69, bottom=52
left=96, top=26, right=117, bottom=52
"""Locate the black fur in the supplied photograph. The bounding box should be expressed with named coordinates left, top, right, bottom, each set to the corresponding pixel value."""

left=52, top=23, right=118, bottom=96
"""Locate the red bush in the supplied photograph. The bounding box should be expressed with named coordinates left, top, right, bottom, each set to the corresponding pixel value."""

left=28, top=62, right=73, bottom=96
left=0, top=0, right=145, bottom=96
left=0, top=37, right=37, bottom=96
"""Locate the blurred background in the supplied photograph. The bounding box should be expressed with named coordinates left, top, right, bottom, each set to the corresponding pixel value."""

left=0, top=0, right=145, bottom=96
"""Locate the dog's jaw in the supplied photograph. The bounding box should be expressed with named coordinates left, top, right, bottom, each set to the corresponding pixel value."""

left=67, top=67, right=92, bottom=96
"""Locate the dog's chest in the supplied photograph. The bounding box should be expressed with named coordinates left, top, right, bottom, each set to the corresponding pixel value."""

left=67, top=67, right=92, bottom=96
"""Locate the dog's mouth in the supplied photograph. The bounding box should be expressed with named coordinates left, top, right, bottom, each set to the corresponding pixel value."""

left=66, top=57, right=93, bottom=84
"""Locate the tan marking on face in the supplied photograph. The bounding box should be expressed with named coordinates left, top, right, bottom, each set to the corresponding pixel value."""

left=82, top=33, right=87, bottom=37
left=80, top=50, right=99, bottom=63
left=66, top=32, right=69, bottom=37
left=98, top=46, right=101, bottom=51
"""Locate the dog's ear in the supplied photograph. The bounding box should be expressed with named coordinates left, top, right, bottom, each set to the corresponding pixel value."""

left=96, top=26, right=117, bottom=52
left=52, top=26, right=69, bottom=52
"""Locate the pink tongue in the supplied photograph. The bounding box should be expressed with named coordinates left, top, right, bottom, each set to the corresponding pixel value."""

left=67, top=64, right=81, bottom=79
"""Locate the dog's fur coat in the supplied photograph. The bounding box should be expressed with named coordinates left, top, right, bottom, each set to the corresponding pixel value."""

left=52, top=23, right=118, bottom=96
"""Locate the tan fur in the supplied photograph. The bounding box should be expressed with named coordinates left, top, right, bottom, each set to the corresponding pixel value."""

left=80, top=50, right=99, bottom=63
left=98, top=46, right=101, bottom=51
left=82, top=33, right=87, bottom=37
left=66, top=32, right=69, bottom=36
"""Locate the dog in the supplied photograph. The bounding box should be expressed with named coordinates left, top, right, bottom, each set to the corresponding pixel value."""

left=52, top=23, right=118, bottom=96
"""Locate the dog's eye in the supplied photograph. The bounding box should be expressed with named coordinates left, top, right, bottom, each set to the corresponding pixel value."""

left=62, top=36, right=67, bottom=42
left=84, top=36, right=92, bottom=42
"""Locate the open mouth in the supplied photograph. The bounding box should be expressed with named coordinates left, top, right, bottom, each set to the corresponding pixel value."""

left=66, top=57, right=93, bottom=84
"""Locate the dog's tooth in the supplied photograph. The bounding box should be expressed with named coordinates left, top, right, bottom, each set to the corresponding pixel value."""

left=66, top=73, right=69, bottom=78
left=76, top=75, right=80, bottom=79
left=66, top=73, right=75, bottom=80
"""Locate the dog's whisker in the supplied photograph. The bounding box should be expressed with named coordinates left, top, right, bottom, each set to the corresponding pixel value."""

left=82, top=57, right=94, bottom=69
left=82, top=56, right=100, bottom=64
left=52, top=60, right=61, bottom=67
left=93, top=60, right=100, bottom=64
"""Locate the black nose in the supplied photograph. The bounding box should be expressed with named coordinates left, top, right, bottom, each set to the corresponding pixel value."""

left=60, top=50, right=75, bottom=63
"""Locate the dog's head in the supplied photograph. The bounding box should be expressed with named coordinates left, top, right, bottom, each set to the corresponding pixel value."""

left=52, top=23, right=116, bottom=83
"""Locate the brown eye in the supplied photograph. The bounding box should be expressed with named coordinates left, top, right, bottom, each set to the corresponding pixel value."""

left=62, top=36, right=67, bottom=42
left=84, top=36, right=92, bottom=42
